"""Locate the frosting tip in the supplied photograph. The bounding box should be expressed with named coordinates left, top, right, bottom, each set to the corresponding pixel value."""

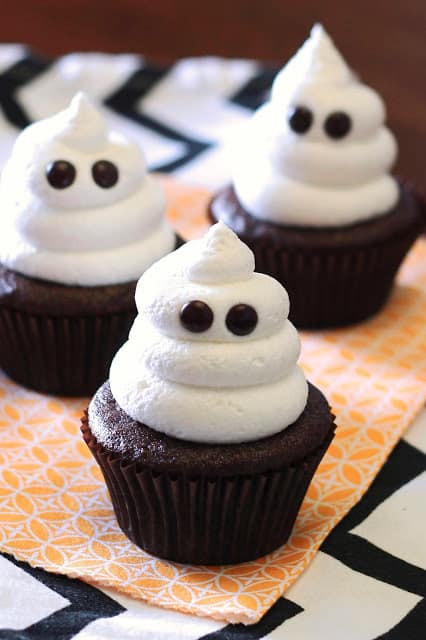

left=310, top=22, right=324, bottom=39
left=204, top=221, right=239, bottom=247
left=186, top=222, right=255, bottom=284
left=56, top=92, right=108, bottom=152
left=70, top=90, right=92, bottom=108
left=273, top=22, right=352, bottom=88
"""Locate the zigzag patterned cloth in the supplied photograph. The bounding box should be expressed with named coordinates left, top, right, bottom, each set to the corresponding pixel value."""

left=0, top=49, right=424, bottom=640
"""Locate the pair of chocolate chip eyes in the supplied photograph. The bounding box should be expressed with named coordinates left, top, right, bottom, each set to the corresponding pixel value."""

left=45, top=160, right=119, bottom=189
left=288, top=106, right=352, bottom=139
left=180, top=301, right=258, bottom=336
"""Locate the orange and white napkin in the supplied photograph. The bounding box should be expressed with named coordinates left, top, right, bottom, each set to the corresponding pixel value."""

left=0, top=181, right=425, bottom=624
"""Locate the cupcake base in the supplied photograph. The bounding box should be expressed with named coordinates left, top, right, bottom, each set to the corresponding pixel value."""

left=0, top=305, right=135, bottom=397
left=81, top=381, right=335, bottom=564
left=0, top=235, right=184, bottom=396
left=209, top=182, right=425, bottom=329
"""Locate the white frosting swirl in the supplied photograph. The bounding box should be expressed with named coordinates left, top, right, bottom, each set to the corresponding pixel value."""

left=232, top=24, right=399, bottom=227
left=108, top=223, right=308, bottom=443
left=0, top=93, right=176, bottom=286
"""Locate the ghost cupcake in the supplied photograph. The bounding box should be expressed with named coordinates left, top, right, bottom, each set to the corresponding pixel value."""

left=210, top=25, right=425, bottom=328
left=0, top=93, right=181, bottom=396
left=81, top=223, right=335, bottom=564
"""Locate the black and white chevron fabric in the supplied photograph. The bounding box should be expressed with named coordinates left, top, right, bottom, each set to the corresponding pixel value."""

left=0, top=50, right=424, bottom=640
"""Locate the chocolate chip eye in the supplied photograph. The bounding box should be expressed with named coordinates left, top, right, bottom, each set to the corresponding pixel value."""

left=180, top=300, right=213, bottom=333
left=46, top=160, right=76, bottom=189
left=288, top=105, right=313, bottom=134
left=92, top=160, right=119, bottom=188
left=324, top=111, right=352, bottom=139
left=226, top=304, right=258, bottom=336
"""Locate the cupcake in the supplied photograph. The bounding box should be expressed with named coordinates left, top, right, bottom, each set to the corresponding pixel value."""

left=0, top=93, right=181, bottom=396
left=210, top=25, right=425, bottom=328
left=81, top=223, right=335, bottom=564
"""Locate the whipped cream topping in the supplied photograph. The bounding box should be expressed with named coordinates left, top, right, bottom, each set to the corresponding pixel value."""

left=0, top=93, right=176, bottom=286
left=104, top=223, right=308, bottom=444
left=186, top=219, right=255, bottom=283
left=232, top=24, right=399, bottom=227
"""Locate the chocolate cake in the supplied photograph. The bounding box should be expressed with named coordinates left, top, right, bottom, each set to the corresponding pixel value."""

left=209, top=25, right=426, bottom=328
left=84, top=380, right=334, bottom=475
left=82, top=223, right=335, bottom=564
left=82, top=382, right=334, bottom=564
left=0, top=94, right=182, bottom=396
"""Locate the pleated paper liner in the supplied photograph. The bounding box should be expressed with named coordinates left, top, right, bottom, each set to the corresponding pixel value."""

left=247, top=236, right=420, bottom=328
left=0, top=308, right=136, bottom=396
left=0, top=179, right=425, bottom=624
left=80, top=383, right=335, bottom=565
left=209, top=181, right=426, bottom=328
left=0, top=235, right=183, bottom=397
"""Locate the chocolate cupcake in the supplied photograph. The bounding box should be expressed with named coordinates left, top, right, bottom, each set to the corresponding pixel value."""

left=0, top=93, right=181, bottom=395
left=209, top=25, right=425, bottom=328
left=82, top=223, right=335, bottom=564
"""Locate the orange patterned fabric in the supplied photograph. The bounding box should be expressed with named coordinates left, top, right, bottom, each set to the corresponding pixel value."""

left=0, top=179, right=425, bottom=625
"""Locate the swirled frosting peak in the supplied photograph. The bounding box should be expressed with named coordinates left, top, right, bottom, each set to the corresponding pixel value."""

left=232, top=24, right=399, bottom=227
left=186, top=221, right=254, bottom=284
left=48, top=92, right=109, bottom=153
left=0, top=93, right=175, bottom=286
left=273, top=24, right=352, bottom=91
left=106, top=223, right=308, bottom=443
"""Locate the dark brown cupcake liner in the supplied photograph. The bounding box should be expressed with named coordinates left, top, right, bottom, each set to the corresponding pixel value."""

left=0, top=307, right=136, bottom=396
left=209, top=182, right=426, bottom=329
left=0, top=234, right=185, bottom=396
left=81, top=416, right=334, bottom=565
left=249, top=233, right=419, bottom=328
